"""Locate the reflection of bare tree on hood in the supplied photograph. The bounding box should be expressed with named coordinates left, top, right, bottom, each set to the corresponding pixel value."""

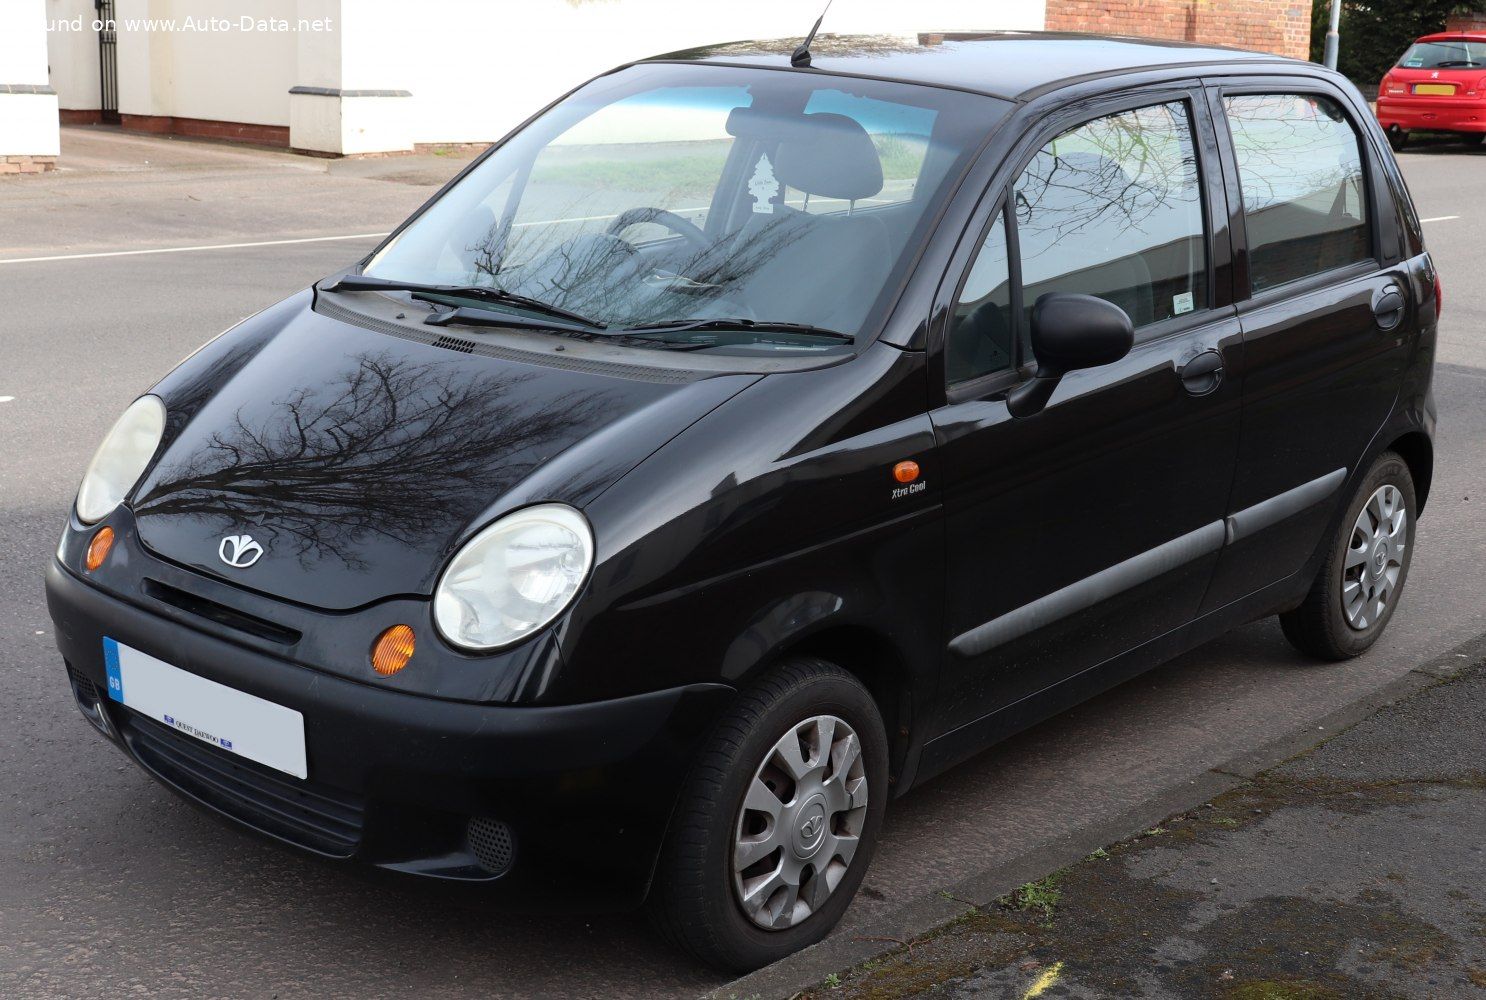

left=134, top=352, right=610, bottom=568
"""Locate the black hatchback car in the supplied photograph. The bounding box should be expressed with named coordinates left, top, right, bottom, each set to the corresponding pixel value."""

left=47, top=31, right=1436, bottom=971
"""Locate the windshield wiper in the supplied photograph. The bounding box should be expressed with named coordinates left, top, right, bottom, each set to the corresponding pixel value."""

left=618, top=318, right=855, bottom=344
left=323, top=275, right=606, bottom=330
left=424, top=305, right=602, bottom=335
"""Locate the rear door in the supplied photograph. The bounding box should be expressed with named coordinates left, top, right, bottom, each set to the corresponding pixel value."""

left=1200, top=81, right=1417, bottom=610
left=924, top=87, right=1244, bottom=758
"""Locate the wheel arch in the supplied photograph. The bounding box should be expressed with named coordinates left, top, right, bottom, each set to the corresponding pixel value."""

left=1388, top=430, right=1433, bottom=513
left=779, top=624, right=917, bottom=788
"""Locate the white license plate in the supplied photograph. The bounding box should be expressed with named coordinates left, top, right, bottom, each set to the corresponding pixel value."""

left=103, top=638, right=308, bottom=779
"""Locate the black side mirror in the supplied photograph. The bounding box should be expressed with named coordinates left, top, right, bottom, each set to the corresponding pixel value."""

left=1006, top=293, right=1134, bottom=418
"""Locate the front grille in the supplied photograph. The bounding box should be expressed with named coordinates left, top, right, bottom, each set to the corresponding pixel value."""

left=120, top=710, right=365, bottom=857
left=142, top=579, right=302, bottom=645
left=467, top=817, right=516, bottom=875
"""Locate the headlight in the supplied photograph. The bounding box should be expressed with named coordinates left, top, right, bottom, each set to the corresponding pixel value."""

left=434, top=503, right=594, bottom=651
left=75, top=395, right=167, bottom=524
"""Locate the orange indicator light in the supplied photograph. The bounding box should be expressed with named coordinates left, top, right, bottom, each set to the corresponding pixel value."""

left=893, top=461, right=920, bottom=484
left=86, top=527, right=115, bottom=572
left=371, top=625, right=416, bottom=676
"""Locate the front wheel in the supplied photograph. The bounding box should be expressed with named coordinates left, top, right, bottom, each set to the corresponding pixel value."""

left=1280, top=452, right=1416, bottom=660
left=649, top=657, right=888, bottom=971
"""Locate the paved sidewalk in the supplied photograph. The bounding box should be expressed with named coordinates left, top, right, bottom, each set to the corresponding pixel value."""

left=0, top=126, right=477, bottom=258
left=803, top=658, right=1486, bottom=999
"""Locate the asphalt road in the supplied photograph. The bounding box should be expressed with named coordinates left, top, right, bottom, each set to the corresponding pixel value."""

left=2, top=129, right=1484, bottom=999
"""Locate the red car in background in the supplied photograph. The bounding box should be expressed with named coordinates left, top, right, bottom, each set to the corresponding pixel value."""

left=1377, top=32, right=1486, bottom=150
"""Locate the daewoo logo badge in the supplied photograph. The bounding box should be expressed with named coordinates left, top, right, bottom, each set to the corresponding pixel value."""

left=218, top=533, right=264, bottom=569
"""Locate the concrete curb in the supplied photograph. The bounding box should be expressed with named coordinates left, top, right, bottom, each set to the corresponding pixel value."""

left=705, top=631, right=1486, bottom=1000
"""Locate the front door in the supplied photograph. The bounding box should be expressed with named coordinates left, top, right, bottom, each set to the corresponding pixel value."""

left=923, top=90, right=1244, bottom=767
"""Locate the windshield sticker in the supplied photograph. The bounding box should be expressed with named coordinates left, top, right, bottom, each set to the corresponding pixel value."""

left=1173, top=291, right=1194, bottom=315
left=748, top=153, right=781, bottom=214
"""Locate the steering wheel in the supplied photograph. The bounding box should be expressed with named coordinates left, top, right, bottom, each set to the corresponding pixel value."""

left=606, top=207, right=711, bottom=253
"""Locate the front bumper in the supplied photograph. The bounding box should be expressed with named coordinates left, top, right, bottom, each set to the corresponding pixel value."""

left=1376, top=98, right=1486, bottom=133
left=45, top=559, right=733, bottom=908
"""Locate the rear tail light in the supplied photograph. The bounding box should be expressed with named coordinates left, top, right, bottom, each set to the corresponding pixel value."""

left=1435, top=269, right=1443, bottom=318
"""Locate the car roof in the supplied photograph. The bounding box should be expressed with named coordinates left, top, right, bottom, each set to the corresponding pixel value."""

left=644, top=31, right=1301, bottom=102
left=1417, top=32, right=1486, bottom=43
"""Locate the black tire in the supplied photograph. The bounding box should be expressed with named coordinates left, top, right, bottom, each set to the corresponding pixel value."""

left=649, top=657, right=889, bottom=972
left=1280, top=452, right=1416, bottom=660
left=1388, top=127, right=1408, bottom=152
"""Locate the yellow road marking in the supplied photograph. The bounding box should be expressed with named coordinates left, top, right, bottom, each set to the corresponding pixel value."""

left=1023, top=960, right=1065, bottom=998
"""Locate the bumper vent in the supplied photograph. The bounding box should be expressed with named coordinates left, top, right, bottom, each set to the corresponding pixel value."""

left=467, top=817, right=515, bottom=875
left=67, top=665, right=111, bottom=735
left=120, top=709, right=365, bottom=857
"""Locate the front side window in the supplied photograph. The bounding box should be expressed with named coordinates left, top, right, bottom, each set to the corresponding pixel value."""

left=948, top=209, right=1013, bottom=384
left=1223, top=94, right=1370, bottom=291
left=364, top=64, right=1009, bottom=352
left=1014, top=101, right=1208, bottom=330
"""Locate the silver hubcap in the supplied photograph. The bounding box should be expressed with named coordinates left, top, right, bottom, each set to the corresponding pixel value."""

left=1342, top=484, right=1408, bottom=630
left=732, top=715, right=868, bottom=931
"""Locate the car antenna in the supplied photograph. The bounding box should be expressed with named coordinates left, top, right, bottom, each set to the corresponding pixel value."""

left=790, top=0, right=835, bottom=68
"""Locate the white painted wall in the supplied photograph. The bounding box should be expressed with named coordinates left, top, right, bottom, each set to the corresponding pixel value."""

left=2, top=0, right=52, bottom=83
left=44, top=0, right=101, bottom=110
left=403, top=0, right=1047, bottom=144
left=169, top=0, right=297, bottom=125
left=2, top=0, right=61, bottom=156
left=108, top=0, right=298, bottom=124
left=41, top=0, right=1044, bottom=149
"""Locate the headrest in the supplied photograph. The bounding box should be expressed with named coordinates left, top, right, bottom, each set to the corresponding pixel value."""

left=772, top=113, right=884, bottom=203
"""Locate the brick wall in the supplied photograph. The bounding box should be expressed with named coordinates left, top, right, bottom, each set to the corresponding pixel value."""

left=1045, top=1, right=1310, bottom=60
left=1445, top=13, right=1486, bottom=32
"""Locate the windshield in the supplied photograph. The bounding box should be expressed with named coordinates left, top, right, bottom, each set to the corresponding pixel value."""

left=1398, top=40, right=1486, bottom=68
left=363, top=63, right=1007, bottom=350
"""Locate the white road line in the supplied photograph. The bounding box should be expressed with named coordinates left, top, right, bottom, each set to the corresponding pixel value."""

left=0, top=396, right=14, bottom=403
left=2, top=191, right=918, bottom=265
left=0, top=232, right=393, bottom=266
left=1421, top=215, right=1460, bottom=223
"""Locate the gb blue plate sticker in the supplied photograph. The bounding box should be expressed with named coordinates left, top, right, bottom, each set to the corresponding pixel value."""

left=102, top=637, right=124, bottom=703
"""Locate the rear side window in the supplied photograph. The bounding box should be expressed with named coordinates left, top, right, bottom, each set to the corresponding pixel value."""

left=1014, top=101, right=1208, bottom=330
left=1223, top=94, right=1371, bottom=291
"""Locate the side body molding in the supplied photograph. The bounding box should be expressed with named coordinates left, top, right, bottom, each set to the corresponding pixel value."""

left=947, top=468, right=1349, bottom=659
left=949, top=521, right=1226, bottom=659
left=1224, top=468, right=1347, bottom=544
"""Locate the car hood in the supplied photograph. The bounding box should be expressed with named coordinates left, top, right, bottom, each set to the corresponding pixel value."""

left=130, top=292, right=758, bottom=610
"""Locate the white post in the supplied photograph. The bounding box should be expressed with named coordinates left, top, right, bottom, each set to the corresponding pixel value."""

left=0, top=0, right=61, bottom=173
left=289, top=0, right=413, bottom=156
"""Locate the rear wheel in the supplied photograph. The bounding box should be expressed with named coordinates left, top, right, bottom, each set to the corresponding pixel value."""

left=650, top=657, right=888, bottom=971
left=1387, top=126, right=1409, bottom=152
left=1280, top=452, right=1416, bottom=660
